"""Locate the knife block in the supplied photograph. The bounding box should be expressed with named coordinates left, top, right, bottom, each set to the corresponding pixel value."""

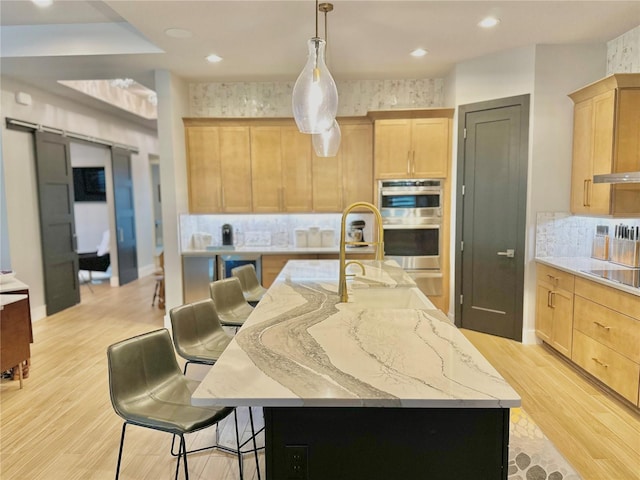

left=591, top=234, right=610, bottom=261
left=610, top=238, right=640, bottom=267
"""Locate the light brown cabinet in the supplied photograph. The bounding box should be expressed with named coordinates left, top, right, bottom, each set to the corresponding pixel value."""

left=250, top=126, right=313, bottom=213
left=185, top=124, right=252, bottom=213
left=312, top=120, right=374, bottom=212
left=572, top=277, right=640, bottom=406
left=372, top=113, right=451, bottom=179
left=569, top=74, right=640, bottom=216
left=535, top=264, right=575, bottom=358
left=185, top=118, right=373, bottom=214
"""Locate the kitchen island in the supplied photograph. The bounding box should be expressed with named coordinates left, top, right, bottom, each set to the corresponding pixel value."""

left=192, top=260, right=520, bottom=479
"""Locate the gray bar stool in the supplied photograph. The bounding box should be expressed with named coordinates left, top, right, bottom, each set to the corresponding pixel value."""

left=169, top=299, right=262, bottom=479
left=209, top=277, right=254, bottom=329
left=107, top=328, right=242, bottom=480
left=169, top=298, right=232, bottom=374
left=231, top=264, right=268, bottom=307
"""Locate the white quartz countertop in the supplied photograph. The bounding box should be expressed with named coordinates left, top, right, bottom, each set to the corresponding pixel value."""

left=0, top=277, right=29, bottom=293
left=0, top=294, right=28, bottom=307
left=536, top=257, right=640, bottom=297
left=182, top=246, right=376, bottom=256
left=192, top=260, right=521, bottom=409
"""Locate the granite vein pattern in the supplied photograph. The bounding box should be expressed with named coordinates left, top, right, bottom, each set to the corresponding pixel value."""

left=192, top=260, right=520, bottom=408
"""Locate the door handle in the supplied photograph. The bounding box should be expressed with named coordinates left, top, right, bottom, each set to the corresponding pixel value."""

left=497, top=249, right=515, bottom=258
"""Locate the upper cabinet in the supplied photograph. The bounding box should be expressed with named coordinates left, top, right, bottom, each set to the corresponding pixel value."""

left=250, top=126, right=313, bottom=213
left=184, top=117, right=373, bottom=214
left=313, top=119, right=374, bottom=211
left=185, top=123, right=252, bottom=213
left=569, top=74, right=640, bottom=217
left=370, top=109, right=453, bottom=180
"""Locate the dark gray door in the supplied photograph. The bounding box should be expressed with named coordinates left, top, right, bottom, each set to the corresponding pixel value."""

left=455, top=95, right=529, bottom=341
left=111, top=148, right=138, bottom=285
left=34, top=131, right=80, bottom=315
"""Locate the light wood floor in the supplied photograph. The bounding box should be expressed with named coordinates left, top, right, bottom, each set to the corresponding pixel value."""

left=1, top=275, right=638, bottom=479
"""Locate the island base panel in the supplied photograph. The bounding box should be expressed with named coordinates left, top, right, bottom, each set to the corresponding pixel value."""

left=264, top=407, right=509, bottom=480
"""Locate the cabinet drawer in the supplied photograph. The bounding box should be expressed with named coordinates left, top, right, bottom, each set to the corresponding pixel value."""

left=536, top=264, right=575, bottom=293
left=572, top=330, right=640, bottom=404
left=574, top=296, right=640, bottom=362
left=575, top=277, right=640, bottom=320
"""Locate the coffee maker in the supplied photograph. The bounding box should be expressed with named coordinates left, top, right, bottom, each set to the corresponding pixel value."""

left=222, top=224, right=233, bottom=246
left=347, top=220, right=366, bottom=247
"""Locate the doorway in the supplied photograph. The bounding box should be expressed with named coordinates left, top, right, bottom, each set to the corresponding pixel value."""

left=454, top=95, right=530, bottom=341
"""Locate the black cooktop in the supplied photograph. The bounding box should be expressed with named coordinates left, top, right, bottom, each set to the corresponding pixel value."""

left=582, top=268, right=640, bottom=288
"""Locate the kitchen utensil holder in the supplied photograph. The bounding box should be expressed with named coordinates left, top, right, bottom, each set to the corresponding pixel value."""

left=591, top=234, right=610, bottom=261
left=609, top=238, right=640, bottom=267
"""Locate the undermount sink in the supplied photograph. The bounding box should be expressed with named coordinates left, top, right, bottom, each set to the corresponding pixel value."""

left=347, top=287, right=431, bottom=310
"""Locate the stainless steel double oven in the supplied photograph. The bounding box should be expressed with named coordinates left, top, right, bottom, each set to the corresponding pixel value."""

left=379, top=179, right=443, bottom=295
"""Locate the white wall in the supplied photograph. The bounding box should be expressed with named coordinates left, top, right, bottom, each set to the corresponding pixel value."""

left=1, top=76, right=159, bottom=320
left=155, top=69, right=190, bottom=325
left=444, top=44, right=607, bottom=343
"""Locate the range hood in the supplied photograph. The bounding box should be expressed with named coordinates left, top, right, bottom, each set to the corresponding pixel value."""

left=593, top=172, right=640, bottom=184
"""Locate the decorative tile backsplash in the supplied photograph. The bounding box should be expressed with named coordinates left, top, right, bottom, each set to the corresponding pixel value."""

left=180, top=213, right=374, bottom=251
left=607, top=25, right=640, bottom=74
left=189, top=78, right=444, bottom=117
left=535, top=212, right=640, bottom=258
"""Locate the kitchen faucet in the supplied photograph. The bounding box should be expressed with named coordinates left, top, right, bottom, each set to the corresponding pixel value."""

left=338, top=202, right=385, bottom=303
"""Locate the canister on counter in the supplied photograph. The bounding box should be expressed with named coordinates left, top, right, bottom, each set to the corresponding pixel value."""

left=294, top=229, right=308, bottom=248
left=321, top=229, right=335, bottom=247
left=307, top=227, right=322, bottom=248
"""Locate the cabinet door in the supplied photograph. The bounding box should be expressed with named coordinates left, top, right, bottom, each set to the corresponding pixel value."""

left=412, top=118, right=450, bottom=178
left=341, top=123, right=373, bottom=207
left=312, top=152, right=342, bottom=212
left=251, top=126, right=282, bottom=213
left=570, top=100, right=593, bottom=215
left=589, top=90, right=615, bottom=214
left=550, top=289, right=574, bottom=358
left=535, top=282, right=553, bottom=343
left=281, top=127, right=313, bottom=212
left=220, top=127, right=252, bottom=212
left=374, top=119, right=412, bottom=178
left=185, top=126, right=222, bottom=213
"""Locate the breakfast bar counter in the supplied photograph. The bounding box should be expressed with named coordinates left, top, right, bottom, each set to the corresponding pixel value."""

left=192, top=260, right=520, bottom=479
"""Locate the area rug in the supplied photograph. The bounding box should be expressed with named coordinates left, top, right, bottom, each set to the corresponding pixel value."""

left=509, top=408, right=582, bottom=479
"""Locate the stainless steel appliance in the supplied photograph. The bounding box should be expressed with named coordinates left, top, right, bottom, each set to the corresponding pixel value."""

left=379, top=179, right=443, bottom=295
left=222, top=224, right=233, bottom=246
left=347, top=220, right=366, bottom=247
left=218, top=254, right=262, bottom=283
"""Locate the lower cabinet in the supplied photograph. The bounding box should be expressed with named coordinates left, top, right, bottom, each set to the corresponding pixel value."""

left=535, top=264, right=575, bottom=358
left=572, top=277, right=640, bottom=406
left=536, top=262, right=640, bottom=407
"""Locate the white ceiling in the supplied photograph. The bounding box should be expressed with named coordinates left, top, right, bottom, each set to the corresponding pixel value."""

left=1, top=1, right=639, bottom=129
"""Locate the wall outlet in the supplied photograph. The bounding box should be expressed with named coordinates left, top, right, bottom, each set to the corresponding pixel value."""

left=285, top=445, right=308, bottom=479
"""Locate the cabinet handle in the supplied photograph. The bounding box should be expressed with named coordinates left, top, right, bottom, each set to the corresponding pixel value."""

left=547, top=290, right=552, bottom=308
left=546, top=274, right=558, bottom=283
left=280, top=187, right=284, bottom=211
left=591, top=357, right=608, bottom=368
left=411, top=150, right=416, bottom=176
left=593, top=321, right=611, bottom=331
left=118, top=228, right=124, bottom=243
left=583, top=179, right=588, bottom=207
left=586, top=179, right=592, bottom=207
left=406, top=151, right=411, bottom=175
left=221, top=187, right=226, bottom=209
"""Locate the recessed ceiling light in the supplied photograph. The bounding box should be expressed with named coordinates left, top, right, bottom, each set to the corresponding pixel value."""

left=206, top=54, right=223, bottom=64
left=478, top=17, right=500, bottom=28
left=165, top=28, right=193, bottom=38
left=32, top=0, right=53, bottom=7
left=410, top=48, right=428, bottom=57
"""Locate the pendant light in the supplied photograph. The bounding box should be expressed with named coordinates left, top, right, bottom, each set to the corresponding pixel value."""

left=312, top=2, right=341, bottom=157
left=292, top=0, right=338, bottom=134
